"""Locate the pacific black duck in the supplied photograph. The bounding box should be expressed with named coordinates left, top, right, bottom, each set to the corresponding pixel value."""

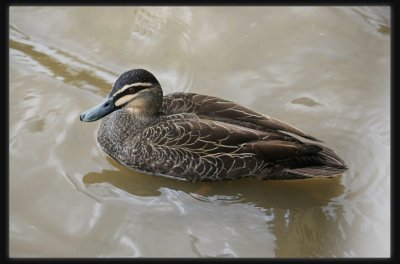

left=80, top=69, right=347, bottom=182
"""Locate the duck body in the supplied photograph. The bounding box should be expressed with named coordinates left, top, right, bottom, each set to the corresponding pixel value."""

left=81, top=69, right=347, bottom=182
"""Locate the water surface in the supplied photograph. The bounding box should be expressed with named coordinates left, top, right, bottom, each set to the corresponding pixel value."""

left=9, top=6, right=390, bottom=257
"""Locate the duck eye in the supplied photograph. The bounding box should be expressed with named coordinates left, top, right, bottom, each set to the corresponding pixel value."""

left=129, top=87, right=135, bottom=93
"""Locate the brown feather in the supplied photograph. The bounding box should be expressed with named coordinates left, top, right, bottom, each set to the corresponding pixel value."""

left=162, top=93, right=322, bottom=142
left=242, top=140, right=322, bottom=161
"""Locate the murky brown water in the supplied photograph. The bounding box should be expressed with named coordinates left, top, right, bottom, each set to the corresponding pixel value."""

left=9, top=6, right=390, bottom=257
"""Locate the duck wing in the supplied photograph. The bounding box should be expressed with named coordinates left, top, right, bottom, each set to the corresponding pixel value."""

left=143, top=114, right=287, bottom=156
left=161, top=93, right=321, bottom=142
left=137, top=114, right=344, bottom=181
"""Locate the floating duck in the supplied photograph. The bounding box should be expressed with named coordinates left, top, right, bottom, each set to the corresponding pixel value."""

left=80, top=69, right=347, bottom=182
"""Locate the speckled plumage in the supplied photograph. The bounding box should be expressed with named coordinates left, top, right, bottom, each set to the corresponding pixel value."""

left=82, top=69, right=347, bottom=182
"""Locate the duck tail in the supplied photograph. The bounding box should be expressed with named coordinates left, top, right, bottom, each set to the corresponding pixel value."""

left=281, top=165, right=347, bottom=179
left=262, top=144, right=348, bottom=180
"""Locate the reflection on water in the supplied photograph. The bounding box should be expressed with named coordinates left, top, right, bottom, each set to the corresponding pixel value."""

left=82, top=158, right=347, bottom=257
left=83, top=157, right=344, bottom=209
left=10, top=6, right=390, bottom=257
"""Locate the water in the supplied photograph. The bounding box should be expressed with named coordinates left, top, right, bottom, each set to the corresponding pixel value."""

left=9, top=6, right=390, bottom=257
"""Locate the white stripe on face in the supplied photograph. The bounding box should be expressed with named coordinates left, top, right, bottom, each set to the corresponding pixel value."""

left=115, top=94, right=137, bottom=107
left=112, top=82, right=152, bottom=97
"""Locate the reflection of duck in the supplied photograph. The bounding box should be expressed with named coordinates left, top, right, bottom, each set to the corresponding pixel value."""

left=80, top=69, right=347, bottom=182
left=83, top=157, right=345, bottom=209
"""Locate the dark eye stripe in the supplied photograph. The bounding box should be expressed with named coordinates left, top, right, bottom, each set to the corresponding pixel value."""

left=112, top=82, right=152, bottom=97
left=114, top=85, right=149, bottom=100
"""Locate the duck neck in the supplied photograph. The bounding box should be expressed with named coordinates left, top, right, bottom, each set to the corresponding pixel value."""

left=129, top=109, right=159, bottom=123
left=127, top=85, right=163, bottom=123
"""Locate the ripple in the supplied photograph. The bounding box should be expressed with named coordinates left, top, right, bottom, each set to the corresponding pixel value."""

left=173, top=7, right=194, bottom=53
left=10, top=25, right=116, bottom=96
left=157, top=67, right=195, bottom=94
left=130, top=7, right=194, bottom=53
left=291, top=96, right=322, bottom=107
left=130, top=8, right=169, bottom=39
left=321, top=123, right=389, bottom=251
left=190, top=193, right=244, bottom=205
left=350, top=7, right=390, bottom=35
left=26, top=118, right=45, bottom=132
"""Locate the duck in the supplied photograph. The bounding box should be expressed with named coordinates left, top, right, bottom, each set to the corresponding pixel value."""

left=80, top=69, right=347, bottom=182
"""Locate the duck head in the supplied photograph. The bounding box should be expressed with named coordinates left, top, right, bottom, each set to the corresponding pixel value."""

left=80, top=69, right=163, bottom=122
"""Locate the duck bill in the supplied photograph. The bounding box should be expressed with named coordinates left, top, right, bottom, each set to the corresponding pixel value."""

left=80, top=97, right=116, bottom=122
